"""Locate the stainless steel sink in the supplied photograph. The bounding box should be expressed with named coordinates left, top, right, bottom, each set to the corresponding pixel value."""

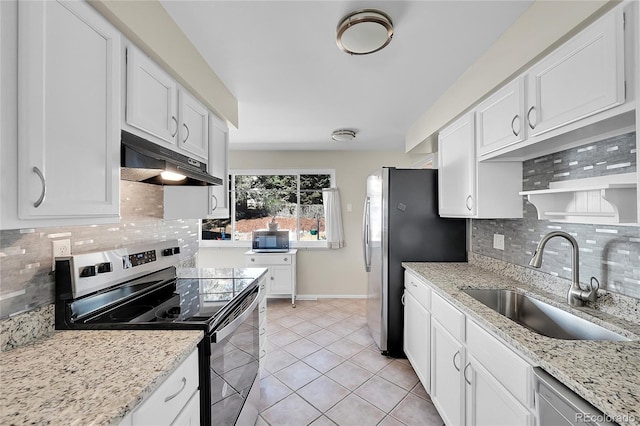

left=462, top=288, right=629, bottom=341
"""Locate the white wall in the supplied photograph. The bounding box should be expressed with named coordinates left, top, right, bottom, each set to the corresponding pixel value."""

left=198, top=150, right=414, bottom=297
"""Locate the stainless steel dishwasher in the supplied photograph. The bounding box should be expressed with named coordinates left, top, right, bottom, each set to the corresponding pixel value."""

left=533, top=368, right=618, bottom=426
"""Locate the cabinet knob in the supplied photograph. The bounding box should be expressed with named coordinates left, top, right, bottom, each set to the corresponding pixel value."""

left=283, top=257, right=288, bottom=262
left=270, top=276, right=274, bottom=280
left=251, top=258, right=255, bottom=262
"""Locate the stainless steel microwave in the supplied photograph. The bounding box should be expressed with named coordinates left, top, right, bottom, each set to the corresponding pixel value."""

left=252, top=231, right=290, bottom=252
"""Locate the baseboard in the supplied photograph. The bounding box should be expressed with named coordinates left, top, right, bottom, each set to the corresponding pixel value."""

left=266, top=294, right=366, bottom=300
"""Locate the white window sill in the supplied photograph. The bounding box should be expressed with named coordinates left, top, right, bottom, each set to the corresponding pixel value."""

left=199, top=240, right=332, bottom=250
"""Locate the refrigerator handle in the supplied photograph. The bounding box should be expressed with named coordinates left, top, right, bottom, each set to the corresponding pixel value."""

left=362, top=196, right=371, bottom=272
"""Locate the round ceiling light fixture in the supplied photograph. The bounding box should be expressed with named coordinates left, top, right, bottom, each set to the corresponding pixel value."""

left=331, top=129, right=357, bottom=142
left=336, top=9, right=393, bottom=55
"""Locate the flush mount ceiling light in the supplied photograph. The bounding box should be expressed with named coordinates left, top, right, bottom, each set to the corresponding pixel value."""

left=331, top=129, right=357, bottom=142
left=336, top=9, right=393, bottom=55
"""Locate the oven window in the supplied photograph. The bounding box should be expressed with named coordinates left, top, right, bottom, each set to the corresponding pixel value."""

left=209, top=296, right=259, bottom=424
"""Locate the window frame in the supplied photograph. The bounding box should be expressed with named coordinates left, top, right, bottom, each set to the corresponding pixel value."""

left=200, top=168, right=336, bottom=249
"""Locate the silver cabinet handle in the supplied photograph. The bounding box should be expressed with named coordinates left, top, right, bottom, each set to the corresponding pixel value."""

left=283, top=257, right=288, bottom=262
left=260, top=349, right=266, bottom=358
left=401, top=293, right=405, bottom=306
left=164, top=377, right=187, bottom=402
left=210, top=194, right=218, bottom=213
left=171, top=116, right=178, bottom=137
left=182, top=123, right=190, bottom=143
left=527, top=106, right=536, bottom=129
left=411, top=282, right=418, bottom=288
left=250, top=258, right=255, bottom=262
left=511, top=114, right=520, bottom=137
left=32, top=166, right=46, bottom=208
left=465, top=195, right=473, bottom=211
left=453, top=350, right=461, bottom=372
left=270, top=276, right=274, bottom=280
left=463, top=363, right=472, bottom=385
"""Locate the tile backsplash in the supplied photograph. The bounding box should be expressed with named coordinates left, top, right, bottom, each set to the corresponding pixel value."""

left=472, top=132, right=639, bottom=299
left=0, top=181, right=199, bottom=319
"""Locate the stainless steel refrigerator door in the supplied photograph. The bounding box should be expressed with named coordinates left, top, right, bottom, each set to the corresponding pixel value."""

left=365, top=169, right=388, bottom=352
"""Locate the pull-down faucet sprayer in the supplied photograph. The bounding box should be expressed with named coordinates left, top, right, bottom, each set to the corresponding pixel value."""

left=529, top=231, right=597, bottom=307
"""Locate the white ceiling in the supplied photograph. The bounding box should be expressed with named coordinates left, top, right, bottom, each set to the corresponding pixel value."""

left=161, top=1, right=533, bottom=152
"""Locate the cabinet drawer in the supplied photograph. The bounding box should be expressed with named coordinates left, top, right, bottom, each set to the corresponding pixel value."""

left=467, top=319, right=532, bottom=407
left=132, top=349, right=199, bottom=426
left=431, top=292, right=465, bottom=341
left=404, top=271, right=431, bottom=310
left=246, top=254, right=292, bottom=266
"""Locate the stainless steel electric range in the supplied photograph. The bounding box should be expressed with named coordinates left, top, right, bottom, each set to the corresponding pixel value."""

left=54, top=240, right=267, bottom=426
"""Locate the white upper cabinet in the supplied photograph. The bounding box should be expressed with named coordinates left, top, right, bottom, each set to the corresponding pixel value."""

left=17, top=0, right=121, bottom=221
left=439, top=112, right=523, bottom=219
left=178, top=90, right=209, bottom=159
left=208, top=113, right=230, bottom=218
left=126, top=46, right=178, bottom=145
left=476, top=78, right=526, bottom=157
left=438, top=112, right=476, bottom=217
left=525, top=8, right=625, bottom=137
left=125, top=46, right=208, bottom=162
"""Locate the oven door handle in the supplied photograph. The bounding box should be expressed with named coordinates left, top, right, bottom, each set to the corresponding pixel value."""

left=213, top=291, right=259, bottom=342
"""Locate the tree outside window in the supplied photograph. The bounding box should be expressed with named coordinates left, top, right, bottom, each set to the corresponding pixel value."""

left=202, top=172, right=332, bottom=242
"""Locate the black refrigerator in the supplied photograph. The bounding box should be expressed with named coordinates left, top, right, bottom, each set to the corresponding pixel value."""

left=363, top=167, right=467, bottom=357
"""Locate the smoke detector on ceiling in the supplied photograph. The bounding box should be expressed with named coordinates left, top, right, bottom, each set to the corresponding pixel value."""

left=331, top=129, right=357, bottom=142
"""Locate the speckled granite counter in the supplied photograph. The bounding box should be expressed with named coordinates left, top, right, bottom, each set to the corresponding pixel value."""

left=0, top=329, right=203, bottom=426
left=403, top=262, right=640, bottom=426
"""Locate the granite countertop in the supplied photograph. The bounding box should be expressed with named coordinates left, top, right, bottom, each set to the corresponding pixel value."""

left=0, top=329, right=203, bottom=426
left=403, top=262, right=640, bottom=426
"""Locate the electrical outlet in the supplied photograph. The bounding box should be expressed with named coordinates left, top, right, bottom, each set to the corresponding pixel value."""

left=52, top=239, right=71, bottom=271
left=493, top=234, right=505, bottom=251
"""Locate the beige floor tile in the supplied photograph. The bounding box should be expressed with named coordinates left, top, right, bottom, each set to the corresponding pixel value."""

left=390, top=393, right=444, bottom=426
left=274, top=314, right=306, bottom=328
left=378, top=415, right=407, bottom=426
left=264, top=348, right=297, bottom=373
left=410, top=381, right=430, bottom=401
left=377, top=360, right=420, bottom=390
left=255, top=414, right=269, bottom=426
left=309, top=315, right=341, bottom=328
left=354, top=375, right=408, bottom=413
left=297, top=376, right=350, bottom=412
left=261, top=393, right=322, bottom=426
left=325, top=394, right=386, bottom=426
left=341, top=315, right=367, bottom=329
left=265, top=322, right=285, bottom=336
left=309, top=415, right=338, bottom=426
left=289, top=320, right=322, bottom=337
left=302, top=349, right=345, bottom=373
left=325, top=360, right=373, bottom=390
left=282, top=338, right=322, bottom=359
left=259, top=375, right=293, bottom=410
left=349, top=347, right=393, bottom=373
left=268, top=329, right=303, bottom=347
left=345, top=327, right=376, bottom=347
left=325, top=309, right=353, bottom=321
left=274, top=361, right=322, bottom=390
left=294, top=308, right=323, bottom=321
left=306, top=329, right=341, bottom=346
left=325, top=338, right=365, bottom=359
left=325, top=321, right=362, bottom=337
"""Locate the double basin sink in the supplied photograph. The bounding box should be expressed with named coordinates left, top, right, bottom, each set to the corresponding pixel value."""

left=462, top=288, right=629, bottom=341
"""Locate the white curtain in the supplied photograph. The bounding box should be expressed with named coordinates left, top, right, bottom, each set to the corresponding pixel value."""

left=322, top=188, right=345, bottom=249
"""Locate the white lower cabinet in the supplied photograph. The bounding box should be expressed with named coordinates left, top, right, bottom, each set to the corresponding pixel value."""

left=431, top=318, right=465, bottom=426
left=258, top=276, right=267, bottom=373
left=245, top=250, right=297, bottom=306
left=403, top=272, right=431, bottom=392
left=125, top=348, right=200, bottom=426
left=403, top=269, right=535, bottom=426
left=466, top=355, right=533, bottom=426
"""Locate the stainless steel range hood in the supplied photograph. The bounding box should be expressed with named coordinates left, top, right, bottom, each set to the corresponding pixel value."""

left=121, top=130, right=221, bottom=186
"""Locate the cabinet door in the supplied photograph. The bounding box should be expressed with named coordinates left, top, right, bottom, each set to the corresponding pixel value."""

left=466, top=355, right=533, bottom=426
left=126, top=46, right=178, bottom=145
left=18, top=0, right=120, bottom=219
left=476, top=78, right=525, bottom=157
left=526, top=9, right=625, bottom=136
left=403, top=291, right=431, bottom=393
left=431, top=319, right=465, bottom=426
left=438, top=112, right=476, bottom=217
left=178, top=90, right=209, bottom=161
left=208, top=114, right=230, bottom=218
left=171, top=390, right=200, bottom=426
left=269, top=265, right=293, bottom=294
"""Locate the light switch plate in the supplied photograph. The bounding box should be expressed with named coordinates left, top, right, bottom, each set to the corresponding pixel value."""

left=493, top=234, right=505, bottom=251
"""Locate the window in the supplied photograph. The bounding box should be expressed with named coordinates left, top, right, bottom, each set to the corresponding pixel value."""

left=202, top=170, right=333, bottom=245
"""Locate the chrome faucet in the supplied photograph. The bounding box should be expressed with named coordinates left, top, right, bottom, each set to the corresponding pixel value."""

left=528, top=231, right=597, bottom=307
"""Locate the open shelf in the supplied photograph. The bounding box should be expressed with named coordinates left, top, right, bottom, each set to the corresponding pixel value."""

left=519, top=173, right=638, bottom=225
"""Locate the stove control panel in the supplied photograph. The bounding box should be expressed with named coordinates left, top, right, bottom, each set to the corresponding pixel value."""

left=123, top=249, right=157, bottom=269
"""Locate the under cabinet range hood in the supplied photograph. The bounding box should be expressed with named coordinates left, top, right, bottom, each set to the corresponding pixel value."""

left=120, top=130, right=222, bottom=186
